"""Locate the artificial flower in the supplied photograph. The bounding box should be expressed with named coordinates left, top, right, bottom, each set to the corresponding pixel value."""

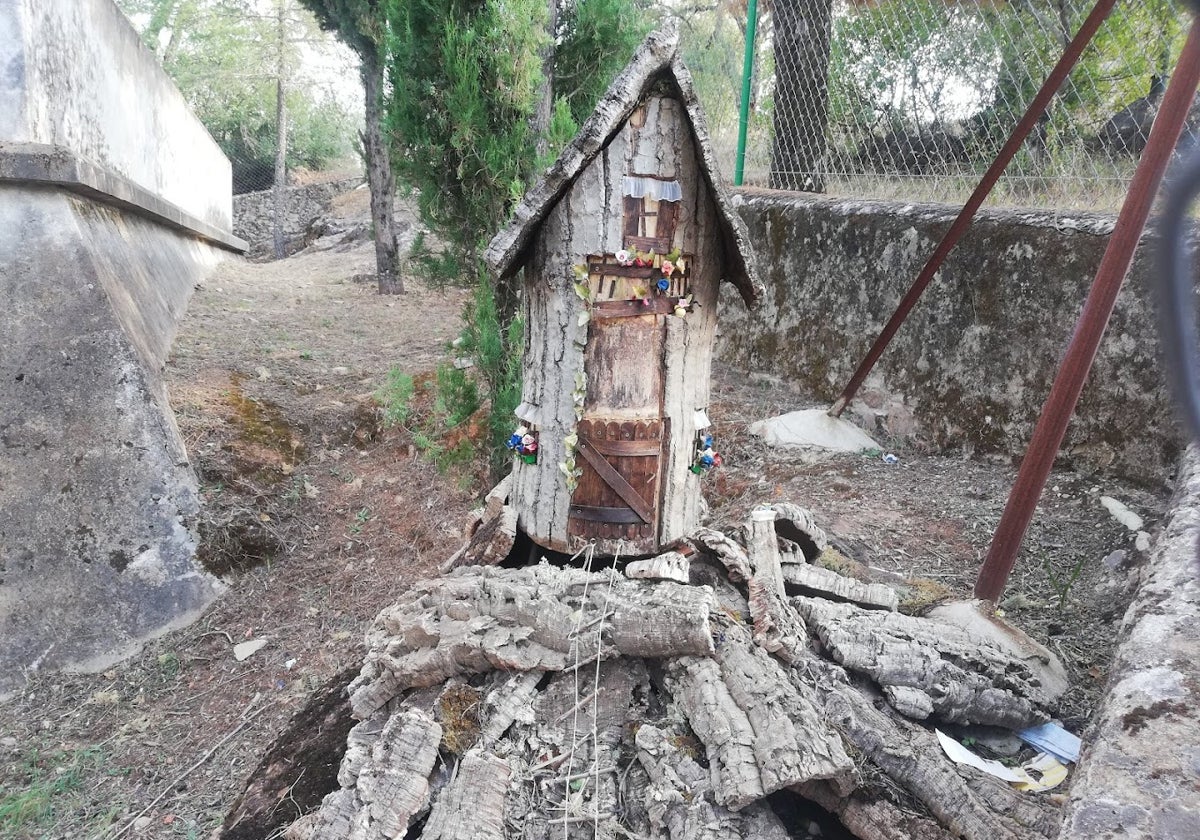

left=661, top=260, right=675, bottom=277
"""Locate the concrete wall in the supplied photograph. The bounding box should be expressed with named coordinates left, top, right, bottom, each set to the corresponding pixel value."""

left=0, top=190, right=226, bottom=684
left=720, top=192, right=1180, bottom=484
left=0, top=0, right=234, bottom=691
left=0, top=0, right=233, bottom=231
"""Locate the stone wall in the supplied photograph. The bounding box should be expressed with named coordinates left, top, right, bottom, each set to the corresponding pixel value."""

left=720, top=191, right=1180, bottom=485
left=233, top=177, right=363, bottom=258
left=1058, top=444, right=1200, bottom=839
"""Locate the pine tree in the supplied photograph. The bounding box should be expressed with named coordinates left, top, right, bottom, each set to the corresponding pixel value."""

left=299, top=0, right=404, bottom=294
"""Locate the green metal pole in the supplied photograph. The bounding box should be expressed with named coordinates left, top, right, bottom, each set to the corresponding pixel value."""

left=734, top=0, right=759, bottom=187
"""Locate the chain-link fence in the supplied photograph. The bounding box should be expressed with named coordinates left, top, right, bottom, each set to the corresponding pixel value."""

left=711, top=0, right=1194, bottom=211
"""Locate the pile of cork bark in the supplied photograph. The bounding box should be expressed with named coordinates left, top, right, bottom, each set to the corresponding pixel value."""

left=285, top=493, right=1068, bottom=840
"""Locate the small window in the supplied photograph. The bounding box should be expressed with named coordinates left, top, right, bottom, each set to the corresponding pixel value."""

left=622, top=175, right=681, bottom=254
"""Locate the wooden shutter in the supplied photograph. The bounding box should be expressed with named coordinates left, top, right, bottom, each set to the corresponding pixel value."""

left=622, top=195, right=680, bottom=255
left=623, top=196, right=642, bottom=240
left=568, top=418, right=665, bottom=549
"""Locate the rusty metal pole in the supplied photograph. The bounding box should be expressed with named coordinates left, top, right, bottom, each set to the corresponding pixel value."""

left=975, top=19, right=1200, bottom=603
left=829, top=0, right=1117, bottom=418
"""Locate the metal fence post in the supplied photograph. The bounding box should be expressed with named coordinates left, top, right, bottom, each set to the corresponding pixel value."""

left=828, top=0, right=1117, bottom=418
left=734, top=0, right=759, bottom=188
left=975, top=16, right=1200, bottom=603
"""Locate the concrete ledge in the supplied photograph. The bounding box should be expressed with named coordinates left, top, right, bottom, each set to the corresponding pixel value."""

left=1059, top=445, right=1200, bottom=838
left=0, top=141, right=246, bottom=253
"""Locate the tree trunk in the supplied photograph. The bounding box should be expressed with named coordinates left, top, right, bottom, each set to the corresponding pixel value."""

left=361, top=50, right=403, bottom=295
left=769, top=0, right=833, bottom=192
left=533, top=0, right=560, bottom=163
left=273, top=0, right=288, bottom=260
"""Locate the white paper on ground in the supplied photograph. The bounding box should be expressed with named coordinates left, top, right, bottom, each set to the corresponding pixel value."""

left=937, top=730, right=1071, bottom=793
left=936, top=729, right=1028, bottom=782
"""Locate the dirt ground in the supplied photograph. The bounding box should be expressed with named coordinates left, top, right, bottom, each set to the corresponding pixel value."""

left=0, top=189, right=1169, bottom=839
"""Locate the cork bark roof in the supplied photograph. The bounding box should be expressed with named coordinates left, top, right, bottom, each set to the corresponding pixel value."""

left=483, top=23, right=761, bottom=308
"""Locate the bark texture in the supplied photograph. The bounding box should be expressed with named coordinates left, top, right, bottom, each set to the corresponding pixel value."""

left=441, top=505, right=517, bottom=573
left=769, top=0, right=834, bottom=192
left=625, top=551, right=691, bottom=583
left=347, top=564, right=717, bottom=720
left=782, top=563, right=899, bottom=611
left=291, top=514, right=1064, bottom=840
left=221, top=665, right=358, bottom=839
left=746, top=511, right=807, bottom=662
left=361, top=50, right=402, bottom=295
left=796, top=596, right=1059, bottom=728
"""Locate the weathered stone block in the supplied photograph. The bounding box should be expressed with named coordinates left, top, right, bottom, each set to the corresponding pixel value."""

left=721, top=194, right=1181, bottom=483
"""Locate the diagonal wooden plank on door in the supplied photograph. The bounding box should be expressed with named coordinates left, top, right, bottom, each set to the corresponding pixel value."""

left=577, top=440, right=655, bottom=524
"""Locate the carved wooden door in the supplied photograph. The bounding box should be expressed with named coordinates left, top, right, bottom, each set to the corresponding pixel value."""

left=568, top=314, right=667, bottom=551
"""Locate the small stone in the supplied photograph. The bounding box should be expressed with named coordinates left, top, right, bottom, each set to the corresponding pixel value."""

left=133, top=816, right=153, bottom=832
left=1100, top=496, right=1144, bottom=531
left=1102, top=549, right=1127, bottom=571
left=1135, top=531, right=1151, bottom=552
left=233, top=639, right=268, bottom=661
left=1000, top=593, right=1032, bottom=611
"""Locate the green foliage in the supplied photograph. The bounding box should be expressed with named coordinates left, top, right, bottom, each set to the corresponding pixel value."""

left=381, top=0, right=646, bottom=479
left=116, top=0, right=358, bottom=187
left=829, top=0, right=992, bottom=134
left=382, top=0, right=651, bottom=256
left=678, top=8, right=747, bottom=138
left=822, top=0, right=1190, bottom=155
left=456, top=271, right=524, bottom=476
left=384, top=0, right=549, bottom=259
left=555, top=0, right=653, bottom=124
left=376, top=367, right=416, bottom=428
left=157, top=650, right=182, bottom=680
left=435, top=364, right=481, bottom=428
left=0, top=747, right=107, bottom=837
left=377, top=364, right=482, bottom=475
left=1043, top=550, right=1090, bottom=610
left=539, top=96, right=582, bottom=172
left=298, top=0, right=381, bottom=58
left=1066, top=0, right=1188, bottom=124
left=408, top=232, right=466, bottom=287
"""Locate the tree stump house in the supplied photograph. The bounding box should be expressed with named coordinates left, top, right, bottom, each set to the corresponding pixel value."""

left=485, top=26, right=761, bottom=557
